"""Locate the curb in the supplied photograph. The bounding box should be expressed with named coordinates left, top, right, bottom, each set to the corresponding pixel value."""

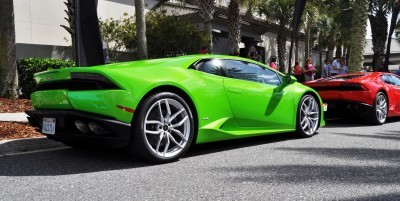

left=0, top=112, right=29, bottom=123
left=0, top=137, right=67, bottom=156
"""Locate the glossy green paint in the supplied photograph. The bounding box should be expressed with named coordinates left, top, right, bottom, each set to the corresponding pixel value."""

left=67, top=90, right=134, bottom=123
left=31, top=90, right=72, bottom=109
left=31, top=54, right=325, bottom=144
left=223, top=77, right=295, bottom=129
left=31, top=89, right=134, bottom=123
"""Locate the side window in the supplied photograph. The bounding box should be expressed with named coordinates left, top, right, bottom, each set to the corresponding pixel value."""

left=253, top=63, right=282, bottom=85
left=389, top=75, right=400, bottom=86
left=194, top=59, right=225, bottom=76
left=381, top=75, right=390, bottom=84
left=225, top=60, right=281, bottom=85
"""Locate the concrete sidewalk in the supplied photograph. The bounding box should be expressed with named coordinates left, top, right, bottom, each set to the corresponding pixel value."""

left=0, top=112, right=66, bottom=155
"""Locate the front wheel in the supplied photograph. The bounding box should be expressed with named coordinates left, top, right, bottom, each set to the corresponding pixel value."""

left=369, top=92, right=388, bottom=125
left=296, top=94, right=320, bottom=137
left=127, top=92, right=195, bottom=163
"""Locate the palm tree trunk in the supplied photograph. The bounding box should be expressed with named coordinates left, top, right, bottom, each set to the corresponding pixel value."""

left=348, top=0, right=368, bottom=72
left=228, top=0, right=241, bottom=55
left=277, top=25, right=287, bottom=73
left=335, top=43, right=342, bottom=58
left=0, top=0, right=18, bottom=98
left=295, top=33, right=299, bottom=63
left=199, top=0, right=215, bottom=53
left=135, top=0, right=148, bottom=59
left=369, top=11, right=387, bottom=72
left=319, top=46, right=323, bottom=77
left=304, top=25, right=310, bottom=64
left=327, top=35, right=335, bottom=60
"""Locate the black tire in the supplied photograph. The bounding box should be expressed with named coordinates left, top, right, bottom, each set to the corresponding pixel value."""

left=296, top=94, right=320, bottom=138
left=369, top=92, right=388, bottom=125
left=127, top=92, right=195, bottom=163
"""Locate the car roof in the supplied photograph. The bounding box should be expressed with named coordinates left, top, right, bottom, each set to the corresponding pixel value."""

left=102, top=54, right=278, bottom=72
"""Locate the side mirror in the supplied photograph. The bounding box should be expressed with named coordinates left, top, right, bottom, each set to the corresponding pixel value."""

left=283, top=74, right=297, bottom=85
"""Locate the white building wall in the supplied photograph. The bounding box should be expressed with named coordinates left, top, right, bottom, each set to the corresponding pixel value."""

left=14, top=0, right=68, bottom=46
left=13, top=0, right=156, bottom=47
left=261, top=32, right=305, bottom=68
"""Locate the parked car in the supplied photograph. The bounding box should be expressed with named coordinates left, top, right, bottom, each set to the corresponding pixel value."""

left=26, top=55, right=325, bottom=163
left=303, top=72, right=400, bottom=124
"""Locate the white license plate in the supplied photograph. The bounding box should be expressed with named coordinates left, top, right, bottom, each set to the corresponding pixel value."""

left=42, top=118, right=56, bottom=135
left=323, top=103, right=328, bottom=112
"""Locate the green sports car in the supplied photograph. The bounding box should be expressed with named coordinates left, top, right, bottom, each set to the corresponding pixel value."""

left=26, top=54, right=325, bottom=163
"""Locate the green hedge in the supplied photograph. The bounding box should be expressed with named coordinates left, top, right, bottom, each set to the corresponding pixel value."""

left=17, top=58, right=75, bottom=98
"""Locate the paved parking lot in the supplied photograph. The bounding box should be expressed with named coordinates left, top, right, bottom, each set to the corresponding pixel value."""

left=0, top=118, right=399, bottom=200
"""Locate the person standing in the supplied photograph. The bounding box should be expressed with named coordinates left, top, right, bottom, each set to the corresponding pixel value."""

left=199, top=45, right=209, bottom=54
left=303, top=58, right=315, bottom=82
left=396, top=66, right=400, bottom=76
left=270, top=57, right=278, bottom=70
left=293, top=61, right=303, bottom=82
left=321, top=59, right=330, bottom=78
left=247, top=46, right=261, bottom=62
left=331, top=57, right=342, bottom=76
left=327, top=59, right=333, bottom=75
left=340, top=61, right=348, bottom=74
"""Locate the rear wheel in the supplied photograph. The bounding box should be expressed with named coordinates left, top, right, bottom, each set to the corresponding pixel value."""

left=369, top=92, right=388, bottom=125
left=127, top=92, right=195, bottom=163
left=296, top=94, right=320, bottom=137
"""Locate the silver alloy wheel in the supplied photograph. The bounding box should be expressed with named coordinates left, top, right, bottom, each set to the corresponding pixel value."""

left=300, top=95, right=319, bottom=136
left=375, top=93, right=387, bottom=124
left=143, top=98, right=190, bottom=158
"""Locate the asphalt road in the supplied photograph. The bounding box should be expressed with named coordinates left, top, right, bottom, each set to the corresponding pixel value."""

left=1, top=117, right=400, bottom=200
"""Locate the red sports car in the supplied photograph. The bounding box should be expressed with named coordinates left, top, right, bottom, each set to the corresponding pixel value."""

left=304, top=72, right=400, bottom=124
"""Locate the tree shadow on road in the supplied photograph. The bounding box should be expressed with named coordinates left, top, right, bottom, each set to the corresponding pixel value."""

left=185, top=132, right=300, bottom=158
left=209, top=146, right=400, bottom=185
left=0, top=147, right=151, bottom=176
left=332, top=132, right=400, bottom=142
left=0, top=132, right=305, bottom=176
left=323, top=116, right=400, bottom=128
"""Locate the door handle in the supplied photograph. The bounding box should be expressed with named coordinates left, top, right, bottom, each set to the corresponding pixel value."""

left=227, top=88, right=242, bottom=94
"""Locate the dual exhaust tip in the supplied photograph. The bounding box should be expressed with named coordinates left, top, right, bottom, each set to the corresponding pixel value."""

left=74, top=120, right=110, bottom=135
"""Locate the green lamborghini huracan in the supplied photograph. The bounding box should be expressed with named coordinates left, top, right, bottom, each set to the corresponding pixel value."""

left=26, top=54, right=325, bottom=163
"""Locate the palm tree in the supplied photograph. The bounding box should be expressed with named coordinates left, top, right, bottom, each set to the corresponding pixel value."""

left=228, top=0, right=241, bottom=55
left=334, top=8, right=353, bottom=59
left=135, top=0, right=148, bottom=59
left=395, top=18, right=400, bottom=42
left=0, top=0, right=18, bottom=98
left=301, top=2, right=320, bottom=63
left=348, top=0, right=369, bottom=72
left=172, top=0, right=215, bottom=53
left=258, top=0, right=296, bottom=73
left=227, top=0, right=257, bottom=55
left=199, top=0, right=215, bottom=53
left=316, top=16, right=331, bottom=65
left=368, top=0, right=391, bottom=71
left=61, top=0, right=76, bottom=62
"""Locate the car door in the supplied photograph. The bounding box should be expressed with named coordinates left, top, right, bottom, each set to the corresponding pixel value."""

left=223, top=59, right=296, bottom=130
left=388, top=75, right=400, bottom=113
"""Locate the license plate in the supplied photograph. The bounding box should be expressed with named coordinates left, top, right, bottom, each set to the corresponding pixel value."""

left=42, top=118, right=56, bottom=135
left=323, top=103, right=328, bottom=112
